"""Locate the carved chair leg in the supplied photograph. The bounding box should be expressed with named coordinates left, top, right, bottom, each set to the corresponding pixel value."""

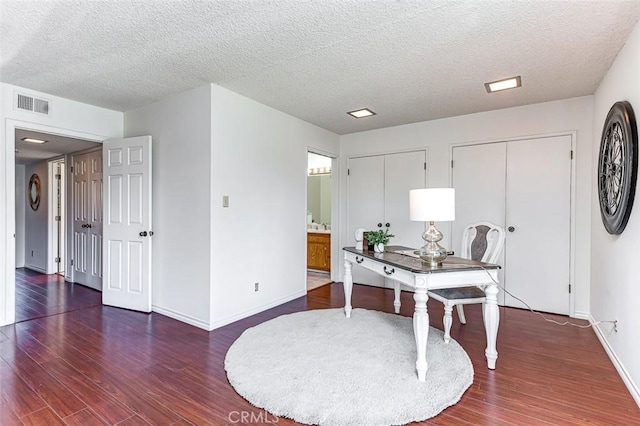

left=443, top=304, right=453, bottom=344
left=457, top=304, right=467, bottom=324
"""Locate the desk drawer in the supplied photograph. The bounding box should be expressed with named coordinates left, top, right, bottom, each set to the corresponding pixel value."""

left=345, top=251, right=415, bottom=287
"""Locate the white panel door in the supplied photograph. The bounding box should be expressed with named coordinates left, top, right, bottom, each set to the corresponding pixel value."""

left=384, top=151, right=427, bottom=249
left=505, top=136, right=571, bottom=315
left=452, top=143, right=507, bottom=304
left=348, top=155, right=385, bottom=286
left=87, top=151, right=103, bottom=289
left=103, top=136, right=153, bottom=312
left=72, top=154, right=89, bottom=285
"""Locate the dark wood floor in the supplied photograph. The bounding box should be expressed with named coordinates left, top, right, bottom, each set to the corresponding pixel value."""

left=14, top=268, right=102, bottom=323
left=1, top=281, right=639, bottom=425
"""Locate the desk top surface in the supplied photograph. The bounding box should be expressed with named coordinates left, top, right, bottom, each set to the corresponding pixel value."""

left=344, top=245, right=500, bottom=274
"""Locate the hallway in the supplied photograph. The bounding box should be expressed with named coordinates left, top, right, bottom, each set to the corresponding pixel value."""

left=15, top=268, right=102, bottom=323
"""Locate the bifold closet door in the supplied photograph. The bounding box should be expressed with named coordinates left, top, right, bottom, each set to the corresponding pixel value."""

left=384, top=151, right=427, bottom=249
left=452, top=143, right=507, bottom=304
left=347, top=155, right=385, bottom=287
left=452, top=136, right=571, bottom=315
left=505, top=136, right=571, bottom=315
left=347, top=151, right=426, bottom=288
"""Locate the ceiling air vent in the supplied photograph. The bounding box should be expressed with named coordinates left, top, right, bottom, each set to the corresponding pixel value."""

left=15, top=92, right=51, bottom=115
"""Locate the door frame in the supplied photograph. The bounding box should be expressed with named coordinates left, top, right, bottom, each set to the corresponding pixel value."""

left=447, top=131, right=577, bottom=318
left=46, top=157, right=65, bottom=274
left=306, top=148, right=339, bottom=285
left=2, top=118, right=106, bottom=326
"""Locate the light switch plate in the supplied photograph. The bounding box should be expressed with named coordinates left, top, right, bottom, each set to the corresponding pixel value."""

left=222, top=195, right=229, bottom=208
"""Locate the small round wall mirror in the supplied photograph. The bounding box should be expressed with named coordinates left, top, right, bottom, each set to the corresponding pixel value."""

left=28, top=173, right=41, bottom=211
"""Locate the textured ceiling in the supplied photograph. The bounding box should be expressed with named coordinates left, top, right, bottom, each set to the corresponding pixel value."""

left=2, top=1, right=640, bottom=135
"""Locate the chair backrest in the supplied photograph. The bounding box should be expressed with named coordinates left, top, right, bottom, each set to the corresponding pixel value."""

left=460, top=222, right=505, bottom=264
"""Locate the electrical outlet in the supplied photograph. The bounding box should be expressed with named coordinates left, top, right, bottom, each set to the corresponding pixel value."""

left=254, top=282, right=259, bottom=292
left=222, top=195, right=229, bottom=208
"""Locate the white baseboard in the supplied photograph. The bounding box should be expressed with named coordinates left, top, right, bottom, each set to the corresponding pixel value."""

left=24, top=264, right=46, bottom=274
left=589, top=314, right=640, bottom=407
left=152, top=305, right=211, bottom=331
left=208, top=290, right=307, bottom=331
left=573, top=310, right=590, bottom=320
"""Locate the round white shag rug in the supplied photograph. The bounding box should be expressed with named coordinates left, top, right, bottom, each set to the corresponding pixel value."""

left=225, top=308, right=473, bottom=426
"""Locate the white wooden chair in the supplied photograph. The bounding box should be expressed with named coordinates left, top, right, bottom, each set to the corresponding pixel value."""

left=428, top=221, right=505, bottom=343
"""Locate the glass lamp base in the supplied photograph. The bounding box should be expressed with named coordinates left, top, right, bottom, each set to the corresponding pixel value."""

left=416, top=243, right=448, bottom=267
left=416, top=221, right=449, bottom=267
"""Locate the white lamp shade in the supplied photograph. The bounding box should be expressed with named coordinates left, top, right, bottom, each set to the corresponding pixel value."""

left=409, top=188, right=455, bottom=221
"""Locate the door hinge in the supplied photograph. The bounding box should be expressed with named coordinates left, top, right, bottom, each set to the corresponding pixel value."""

left=451, top=160, right=454, bottom=168
left=348, top=169, right=350, bottom=176
left=55, top=257, right=61, bottom=263
left=570, top=150, right=573, bottom=160
left=70, top=166, right=74, bottom=173
left=70, top=259, right=74, bottom=266
left=55, top=215, right=61, bottom=221
left=424, top=162, right=426, bottom=170
left=569, top=284, right=572, bottom=294
left=55, top=174, right=61, bottom=179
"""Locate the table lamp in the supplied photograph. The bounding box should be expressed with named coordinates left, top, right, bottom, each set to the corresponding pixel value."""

left=409, top=188, right=455, bottom=267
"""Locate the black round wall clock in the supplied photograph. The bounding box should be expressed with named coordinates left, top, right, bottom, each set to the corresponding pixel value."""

left=598, top=101, right=638, bottom=235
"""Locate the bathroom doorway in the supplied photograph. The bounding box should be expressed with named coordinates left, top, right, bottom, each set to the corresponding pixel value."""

left=306, top=152, right=333, bottom=290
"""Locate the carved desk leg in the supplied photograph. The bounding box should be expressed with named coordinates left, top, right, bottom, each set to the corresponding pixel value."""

left=343, top=260, right=353, bottom=318
left=393, top=281, right=401, bottom=314
left=483, top=280, right=500, bottom=369
left=413, top=281, right=429, bottom=381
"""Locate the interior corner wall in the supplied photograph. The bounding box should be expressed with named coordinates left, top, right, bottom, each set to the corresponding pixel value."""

left=209, top=84, right=339, bottom=329
left=15, top=165, right=25, bottom=268
left=339, top=96, right=594, bottom=316
left=23, top=160, right=49, bottom=272
left=124, top=84, right=213, bottom=329
left=591, top=19, right=640, bottom=403
left=0, top=82, right=123, bottom=327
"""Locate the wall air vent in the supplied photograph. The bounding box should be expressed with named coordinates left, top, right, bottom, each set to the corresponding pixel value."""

left=15, top=92, right=51, bottom=115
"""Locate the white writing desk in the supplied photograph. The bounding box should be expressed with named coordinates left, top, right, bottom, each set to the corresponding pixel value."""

left=343, top=245, right=500, bottom=382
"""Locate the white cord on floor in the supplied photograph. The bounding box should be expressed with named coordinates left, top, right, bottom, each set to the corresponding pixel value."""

left=473, top=265, right=617, bottom=330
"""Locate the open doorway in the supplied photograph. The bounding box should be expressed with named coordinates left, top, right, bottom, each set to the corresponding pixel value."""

left=306, top=152, right=333, bottom=291
left=15, top=129, right=103, bottom=322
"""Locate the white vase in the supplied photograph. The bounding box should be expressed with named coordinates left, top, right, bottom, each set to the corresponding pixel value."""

left=374, top=243, right=385, bottom=253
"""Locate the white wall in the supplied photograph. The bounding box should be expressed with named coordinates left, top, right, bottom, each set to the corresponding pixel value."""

left=124, top=85, right=213, bottom=329
left=591, top=20, right=640, bottom=404
left=0, top=82, right=123, bottom=326
left=15, top=165, right=25, bottom=268
left=23, top=161, right=49, bottom=272
left=339, top=96, right=594, bottom=316
left=209, top=84, right=339, bottom=329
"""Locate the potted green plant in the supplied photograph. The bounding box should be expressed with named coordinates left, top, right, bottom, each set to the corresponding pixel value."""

left=366, top=228, right=395, bottom=253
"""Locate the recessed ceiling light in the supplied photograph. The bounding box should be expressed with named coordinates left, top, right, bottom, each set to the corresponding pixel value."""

left=347, top=108, right=376, bottom=118
left=485, top=76, right=522, bottom=93
left=21, top=137, right=48, bottom=144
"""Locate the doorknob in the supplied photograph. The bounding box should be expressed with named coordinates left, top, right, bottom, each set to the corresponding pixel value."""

left=81, top=224, right=86, bottom=228
left=377, top=223, right=383, bottom=228
left=139, top=231, right=148, bottom=237
left=508, top=226, right=515, bottom=232
left=385, top=222, right=390, bottom=228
